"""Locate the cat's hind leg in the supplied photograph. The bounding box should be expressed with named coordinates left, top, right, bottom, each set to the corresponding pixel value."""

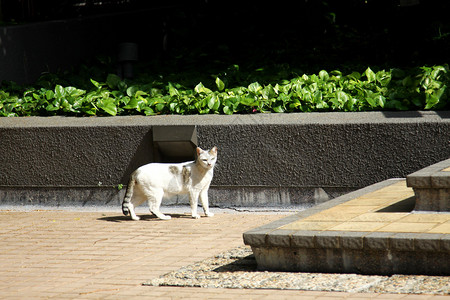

left=126, top=202, right=140, bottom=221
left=122, top=173, right=142, bottom=221
left=147, top=189, right=171, bottom=220
left=126, top=189, right=146, bottom=221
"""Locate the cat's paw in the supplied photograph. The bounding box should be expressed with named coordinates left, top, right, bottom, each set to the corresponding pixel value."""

left=159, top=215, right=171, bottom=220
left=205, top=212, right=214, bottom=217
left=192, top=214, right=201, bottom=219
left=131, top=216, right=140, bottom=221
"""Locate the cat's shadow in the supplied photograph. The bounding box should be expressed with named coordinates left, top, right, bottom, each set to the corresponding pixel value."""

left=213, top=255, right=257, bottom=273
left=97, top=214, right=190, bottom=222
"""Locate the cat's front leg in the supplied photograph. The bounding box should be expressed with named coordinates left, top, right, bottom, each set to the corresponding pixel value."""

left=189, top=192, right=201, bottom=219
left=200, top=189, right=214, bottom=217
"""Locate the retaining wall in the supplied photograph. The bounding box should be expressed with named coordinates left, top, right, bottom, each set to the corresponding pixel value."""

left=0, top=111, right=449, bottom=207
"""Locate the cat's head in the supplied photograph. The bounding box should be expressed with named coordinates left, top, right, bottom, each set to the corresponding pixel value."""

left=196, top=146, right=218, bottom=169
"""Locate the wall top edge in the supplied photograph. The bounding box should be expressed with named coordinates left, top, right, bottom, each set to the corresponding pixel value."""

left=0, top=111, right=449, bottom=128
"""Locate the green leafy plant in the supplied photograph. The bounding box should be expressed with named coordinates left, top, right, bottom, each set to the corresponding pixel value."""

left=0, top=65, right=448, bottom=117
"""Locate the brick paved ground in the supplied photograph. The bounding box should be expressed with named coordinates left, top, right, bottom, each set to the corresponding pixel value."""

left=0, top=209, right=448, bottom=299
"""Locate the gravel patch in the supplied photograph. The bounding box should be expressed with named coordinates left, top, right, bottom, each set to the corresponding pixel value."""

left=145, top=246, right=449, bottom=295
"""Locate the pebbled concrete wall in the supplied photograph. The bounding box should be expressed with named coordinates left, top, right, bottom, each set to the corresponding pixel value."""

left=0, top=111, right=449, bottom=207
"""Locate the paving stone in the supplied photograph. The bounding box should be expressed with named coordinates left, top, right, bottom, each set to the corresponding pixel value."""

left=266, top=229, right=293, bottom=247
left=441, top=234, right=450, bottom=252
left=363, top=232, right=394, bottom=250
left=407, top=173, right=432, bottom=188
left=339, top=231, right=368, bottom=250
left=414, top=234, right=444, bottom=252
left=290, top=231, right=319, bottom=248
left=315, top=231, right=340, bottom=249
left=243, top=229, right=268, bottom=246
left=431, top=173, right=450, bottom=188
left=391, top=233, right=417, bottom=251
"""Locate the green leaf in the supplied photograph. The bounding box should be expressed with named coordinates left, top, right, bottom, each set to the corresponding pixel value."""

left=65, top=86, right=85, bottom=99
left=365, top=91, right=385, bottom=108
left=45, top=90, right=54, bottom=100
left=248, top=82, right=262, bottom=94
left=262, top=85, right=276, bottom=100
left=32, top=93, right=41, bottom=101
left=313, top=90, right=323, bottom=103
left=126, top=86, right=139, bottom=97
left=169, top=102, right=178, bottom=112
left=194, top=82, right=212, bottom=94
left=365, top=91, right=377, bottom=107
left=425, top=85, right=446, bottom=109
left=97, top=98, right=117, bottom=116
left=348, top=72, right=361, bottom=81
left=402, top=76, right=415, bottom=87
left=240, top=97, right=258, bottom=106
left=54, top=85, right=65, bottom=99
left=346, top=97, right=357, bottom=111
left=155, top=103, right=165, bottom=112
left=223, top=106, right=233, bottom=115
left=329, top=91, right=348, bottom=109
left=273, top=105, right=284, bottom=113
left=215, top=77, right=225, bottom=91
left=411, top=96, right=423, bottom=107
left=144, top=107, right=156, bottom=116
left=90, top=79, right=102, bottom=89
left=123, top=97, right=138, bottom=109
left=46, top=104, right=59, bottom=111
left=206, top=94, right=220, bottom=111
left=376, top=70, right=391, bottom=86
left=319, top=70, right=329, bottom=81
left=376, top=94, right=386, bottom=108
left=431, top=66, right=446, bottom=80
left=168, top=82, right=180, bottom=97
left=106, top=74, right=122, bottom=89
left=364, top=67, right=376, bottom=83
left=134, top=90, right=148, bottom=98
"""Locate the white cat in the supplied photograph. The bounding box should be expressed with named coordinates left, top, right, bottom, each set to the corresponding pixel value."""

left=122, top=146, right=217, bottom=220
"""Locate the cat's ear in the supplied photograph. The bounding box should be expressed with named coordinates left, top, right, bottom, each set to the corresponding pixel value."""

left=196, top=147, right=203, bottom=156
left=210, top=146, right=218, bottom=154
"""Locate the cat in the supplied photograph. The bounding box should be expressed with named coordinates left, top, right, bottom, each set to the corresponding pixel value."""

left=122, top=146, right=218, bottom=220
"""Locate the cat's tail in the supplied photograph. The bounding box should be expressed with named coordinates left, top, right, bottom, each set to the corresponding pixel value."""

left=122, top=173, right=136, bottom=216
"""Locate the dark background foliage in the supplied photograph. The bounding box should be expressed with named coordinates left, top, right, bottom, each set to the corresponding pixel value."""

left=1, top=0, right=449, bottom=71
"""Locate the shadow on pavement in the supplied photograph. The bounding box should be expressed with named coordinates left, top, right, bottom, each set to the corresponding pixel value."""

left=97, top=213, right=191, bottom=222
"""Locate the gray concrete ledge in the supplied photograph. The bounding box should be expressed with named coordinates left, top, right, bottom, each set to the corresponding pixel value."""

left=1, top=111, right=449, bottom=207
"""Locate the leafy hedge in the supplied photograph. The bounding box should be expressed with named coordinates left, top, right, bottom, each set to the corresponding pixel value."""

left=0, top=65, right=448, bottom=117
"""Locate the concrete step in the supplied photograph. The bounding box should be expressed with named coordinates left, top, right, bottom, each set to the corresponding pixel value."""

left=243, top=178, right=450, bottom=275
left=407, top=157, right=450, bottom=211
